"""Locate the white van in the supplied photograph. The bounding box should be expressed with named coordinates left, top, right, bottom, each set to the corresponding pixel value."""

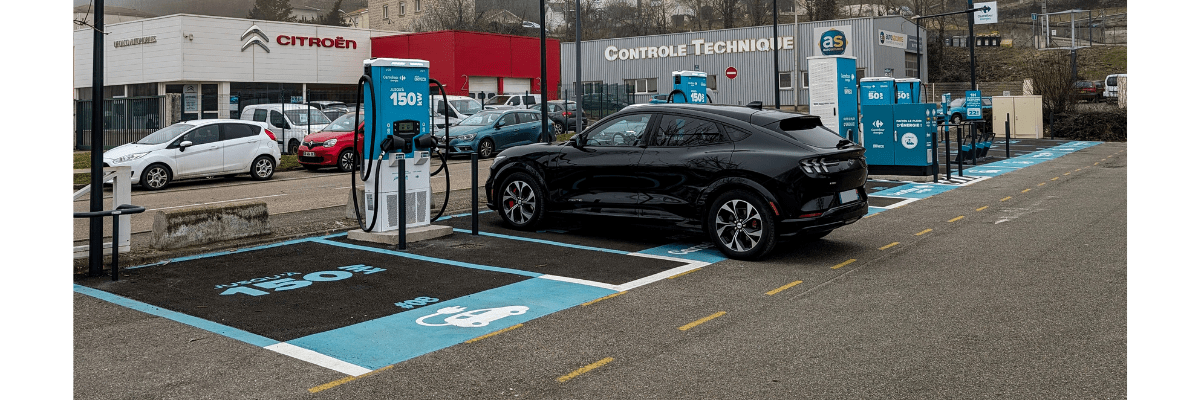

left=1104, top=73, right=1127, bottom=101
left=240, top=104, right=331, bottom=154
left=430, top=95, right=484, bottom=134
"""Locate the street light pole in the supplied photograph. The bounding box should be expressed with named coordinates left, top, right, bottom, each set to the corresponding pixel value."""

left=89, top=0, right=106, bottom=277
left=574, top=0, right=582, bottom=135
left=540, top=0, right=549, bottom=143
left=773, top=0, right=780, bottom=109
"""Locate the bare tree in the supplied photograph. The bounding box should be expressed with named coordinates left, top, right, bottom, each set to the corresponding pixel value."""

left=744, top=0, right=772, bottom=27
left=413, top=0, right=480, bottom=32
left=1029, top=51, right=1077, bottom=115
left=679, top=0, right=718, bottom=30
left=811, top=0, right=838, bottom=21
left=715, top=0, right=741, bottom=29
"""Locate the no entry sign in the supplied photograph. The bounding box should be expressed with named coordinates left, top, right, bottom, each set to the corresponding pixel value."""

left=725, top=67, right=738, bottom=79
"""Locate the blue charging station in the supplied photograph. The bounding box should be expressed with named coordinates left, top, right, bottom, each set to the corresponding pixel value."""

left=363, top=58, right=433, bottom=160
left=895, top=78, right=920, bottom=104
left=860, top=77, right=896, bottom=106
left=806, top=56, right=858, bottom=141
left=669, top=71, right=709, bottom=103
left=860, top=76, right=937, bottom=176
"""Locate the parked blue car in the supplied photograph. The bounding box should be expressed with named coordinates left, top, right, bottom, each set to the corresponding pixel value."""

left=442, top=109, right=547, bottom=158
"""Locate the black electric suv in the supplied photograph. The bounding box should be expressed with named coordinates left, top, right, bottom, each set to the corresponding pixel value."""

left=484, top=103, right=868, bottom=260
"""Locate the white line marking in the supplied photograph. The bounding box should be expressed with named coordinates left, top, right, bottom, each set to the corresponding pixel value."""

left=613, top=254, right=710, bottom=291
left=145, top=194, right=288, bottom=212
left=537, top=275, right=621, bottom=291
left=264, top=342, right=372, bottom=376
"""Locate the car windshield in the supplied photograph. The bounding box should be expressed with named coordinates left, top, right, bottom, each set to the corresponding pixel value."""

left=136, top=123, right=194, bottom=145
left=484, top=96, right=512, bottom=105
left=450, top=99, right=483, bottom=115
left=458, top=112, right=503, bottom=126
left=284, top=109, right=332, bottom=125
left=949, top=99, right=964, bottom=108
left=324, top=112, right=363, bottom=132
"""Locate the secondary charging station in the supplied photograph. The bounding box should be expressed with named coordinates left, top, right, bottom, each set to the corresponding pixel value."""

left=806, top=56, right=858, bottom=142
left=349, top=58, right=452, bottom=247
left=668, top=71, right=710, bottom=103
left=860, top=76, right=936, bottom=176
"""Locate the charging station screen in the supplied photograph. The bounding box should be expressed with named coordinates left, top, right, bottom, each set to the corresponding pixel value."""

left=396, top=121, right=417, bottom=133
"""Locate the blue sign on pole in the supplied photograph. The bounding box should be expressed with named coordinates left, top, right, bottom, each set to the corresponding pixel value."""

left=965, top=90, right=983, bottom=120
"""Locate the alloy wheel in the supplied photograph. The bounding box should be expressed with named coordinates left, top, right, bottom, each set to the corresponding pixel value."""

left=502, top=180, right=537, bottom=225
left=339, top=151, right=355, bottom=172
left=144, top=166, right=168, bottom=189
left=254, top=158, right=274, bottom=178
left=479, top=140, right=495, bottom=158
left=713, top=199, right=763, bottom=252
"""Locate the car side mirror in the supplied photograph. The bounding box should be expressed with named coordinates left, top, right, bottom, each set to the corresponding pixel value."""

left=178, top=140, right=193, bottom=150
left=496, top=119, right=506, bottom=129
left=568, top=134, right=582, bottom=148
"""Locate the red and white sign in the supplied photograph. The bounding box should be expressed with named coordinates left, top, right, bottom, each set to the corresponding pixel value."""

left=725, top=66, right=738, bottom=79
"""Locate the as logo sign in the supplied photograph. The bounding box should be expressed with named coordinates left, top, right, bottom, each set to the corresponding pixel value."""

left=820, top=29, right=847, bottom=55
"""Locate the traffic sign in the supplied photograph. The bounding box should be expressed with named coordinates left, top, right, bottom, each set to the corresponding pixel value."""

left=725, top=66, right=738, bottom=79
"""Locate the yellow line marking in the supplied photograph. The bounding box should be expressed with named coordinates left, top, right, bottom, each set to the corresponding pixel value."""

left=557, top=357, right=615, bottom=383
left=309, top=366, right=394, bottom=393
left=679, top=311, right=727, bottom=331
left=1021, top=189, right=1031, bottom=193
left=1000, top=196, right=1012, bottom=202
left=976, top=205, right=989, bottom=211
left=669, top=268, right=701, bottom=279
left=879, top=242, right=900, bottom=250
left=1038, top=182, right=1046, bottom=186
left=915, top=228, right=933, bottom=236
left=766, top=280, right=803, bottom=295
left=1075, top=168, right=1081, bottom=171
left=948, top=216, right=965, bottom=223
left=581, top=291, right=626, bottom=306
left=830, top=259, right=857, bottom=270
left=464, top=323, right=523, bottom=344
left=1051, top=177, right=1059, bottom=181
left=1063, top=172, right=1071, bottom=175
left=1094, top=162, right=1100, bottom=165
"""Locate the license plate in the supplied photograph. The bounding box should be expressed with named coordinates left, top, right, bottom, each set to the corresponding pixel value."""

left=303, top=151, right=315, bottom=157
left=839, top=189, right=859, bottom=203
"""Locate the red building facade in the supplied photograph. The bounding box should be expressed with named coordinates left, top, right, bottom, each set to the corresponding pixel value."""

left=371, top=31, right=561, bottom=100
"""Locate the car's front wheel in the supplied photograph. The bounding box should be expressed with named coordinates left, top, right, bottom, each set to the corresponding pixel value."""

left=950, top=114, right=963, bottom=124
left=478, top=138, right=496, bottom=158
left=552, top=122, right=564, bottom=136
left=140, top=163, right=172, bottom=191
left=707, top=190, right=777, bottom=260
left=251, top=156, right=275, bottom=180
left=337, top=149, right=356, bottom=172
left=497, top=172, right=546, bottom=230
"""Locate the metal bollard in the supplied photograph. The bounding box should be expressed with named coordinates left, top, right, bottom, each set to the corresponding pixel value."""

left=1005, top=114, right=1011, bottom=159
left=471, top=152, right=479, bottom=236
left=945, top=124, right=951, bottom=181
left=398, top=153, right=406, bottom=251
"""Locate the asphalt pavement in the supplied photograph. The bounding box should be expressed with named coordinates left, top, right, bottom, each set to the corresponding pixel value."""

left=73, top=141, right=1127, bottom=399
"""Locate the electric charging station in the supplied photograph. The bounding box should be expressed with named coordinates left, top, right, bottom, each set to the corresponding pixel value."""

left=360, top=58, right=433, bottom=232
left=860, top=75, right=937, bottom=176
left=895, top=78, right=921, bottom=104
left=806, top=56, right=859, bottom=142
left=668, top=71, right=709, bottom=103
left=860, top=77, right=896, bottom=106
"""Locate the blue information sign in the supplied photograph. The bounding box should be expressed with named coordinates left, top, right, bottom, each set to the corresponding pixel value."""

left=965, top=90, right=983, bottom=120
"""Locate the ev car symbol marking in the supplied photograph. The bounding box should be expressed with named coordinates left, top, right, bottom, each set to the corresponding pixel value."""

left=668, top=243, right=714, bottom=255
left=415, top=306, right=529, bottom=328
left=901, top=132, right=919, bottom=149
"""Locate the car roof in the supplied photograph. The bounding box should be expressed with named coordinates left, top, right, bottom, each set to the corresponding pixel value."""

left=244, top=104, right=317, bottom=110
left=179, top=119, right=264, bottom=126
left=619, top=103, right=816, bottom=126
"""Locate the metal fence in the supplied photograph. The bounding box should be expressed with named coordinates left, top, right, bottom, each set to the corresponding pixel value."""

left=75, top=94, right=181, bottom=151
left=561, top=83, right=638, bottom=120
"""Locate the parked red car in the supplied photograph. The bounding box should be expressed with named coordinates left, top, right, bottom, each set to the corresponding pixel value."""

left=1072, top=80, right=1103, bottom=103
left=297, top=111, right=364, bottom=172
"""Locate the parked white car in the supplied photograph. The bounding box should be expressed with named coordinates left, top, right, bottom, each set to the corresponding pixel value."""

left=482, top=94, right=541, bottom=110
left=430, top=95, right=483, bottom=134
left=240, top=104, right=331, bottom=154
left=103, top=119, right=280, bottom=190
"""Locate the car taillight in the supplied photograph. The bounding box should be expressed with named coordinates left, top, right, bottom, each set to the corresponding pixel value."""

left=563, top=112, right=570, bottom=117
left=264, top=129, right=277, bottom=141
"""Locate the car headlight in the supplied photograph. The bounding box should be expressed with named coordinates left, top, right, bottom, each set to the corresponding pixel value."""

left=323, top=138, right=338, bottom=147
left=112, top=152, right=149, bottom=164
left=458, top=133, right=477, bottom=141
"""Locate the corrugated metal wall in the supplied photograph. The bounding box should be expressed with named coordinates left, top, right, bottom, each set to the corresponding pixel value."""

left=561, top=16, right=925, bottom=108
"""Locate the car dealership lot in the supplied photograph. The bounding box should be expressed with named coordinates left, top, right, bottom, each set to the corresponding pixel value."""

left=74, top=140, right=1126, bottom=399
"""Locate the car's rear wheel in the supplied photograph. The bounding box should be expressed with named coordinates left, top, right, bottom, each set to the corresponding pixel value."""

left=288, top=140, right=300, bottom=155
left=478, top=138, right=496, bottom=158
left=552, top=122, right=564, bottom=136
left=497, top=172, right=545, bottom=230
left=140, top=163, right=171, bottom=191
left=337, top=149, right=356, bottom=172
left=707, top=190, right=777, bottom=260
left=251, top=156, right=275, bottom=180
left=950, top=114, right=962, bottom=124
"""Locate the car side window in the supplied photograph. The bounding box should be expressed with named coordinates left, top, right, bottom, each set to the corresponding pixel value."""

left=221, top=123, right=259, bottom=140
left=501, top=113, right=518, bottom=127
left=584, top=114, right=652, bottom=147
left=649, top=115, right=725, bottom=147
left=183, top=125, right=221, bottom=145
left=252, top=109, right=268, bottom=122
left=269, top=111, right=286, bottom=127
left=516, top=112, right=534, bottom=124
left=523, top=96, right=536, bottom=105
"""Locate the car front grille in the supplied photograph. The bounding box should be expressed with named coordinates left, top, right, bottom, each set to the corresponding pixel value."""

left=303, top=141, right=321, bottom=148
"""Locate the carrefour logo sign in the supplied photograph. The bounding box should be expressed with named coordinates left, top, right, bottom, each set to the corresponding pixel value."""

left=820, top=29, right=847, bottom=55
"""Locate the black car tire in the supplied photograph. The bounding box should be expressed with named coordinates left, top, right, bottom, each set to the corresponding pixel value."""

left=288, top=140, right=300, bottom=155
left=497, top=172, right=546, bottom=230
left=707, top=190, right=777, bottom=260
left=139, top=163, right=172, bottom=191
left=336, top=149, right=356, bottom=173
left=251, top=155, right=275, bottom=180
left=553, top=121, right=564, bottom=136
left=950, top=114, right=962, bottom=124
left=478, top=138, right=496, bottom=158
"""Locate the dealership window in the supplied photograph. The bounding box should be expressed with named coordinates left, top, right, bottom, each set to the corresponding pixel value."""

left=779, top=72, right=793, bottom=90
left=400, top=1, right=406, bottom=16
left=624, top=78, right=658, bottom=94
left=127, top=83, right=157, bottom=97
left=582, top=81, right=603, bottom=95
left=416, top=0, right=421, bottom=12
left=905, top=53, right=919, bottom=78
left=382, top=4, right=389, bottom=19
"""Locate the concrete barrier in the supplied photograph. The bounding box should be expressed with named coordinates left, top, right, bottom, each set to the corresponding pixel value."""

left=152, top=201, right=271, bottom=250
